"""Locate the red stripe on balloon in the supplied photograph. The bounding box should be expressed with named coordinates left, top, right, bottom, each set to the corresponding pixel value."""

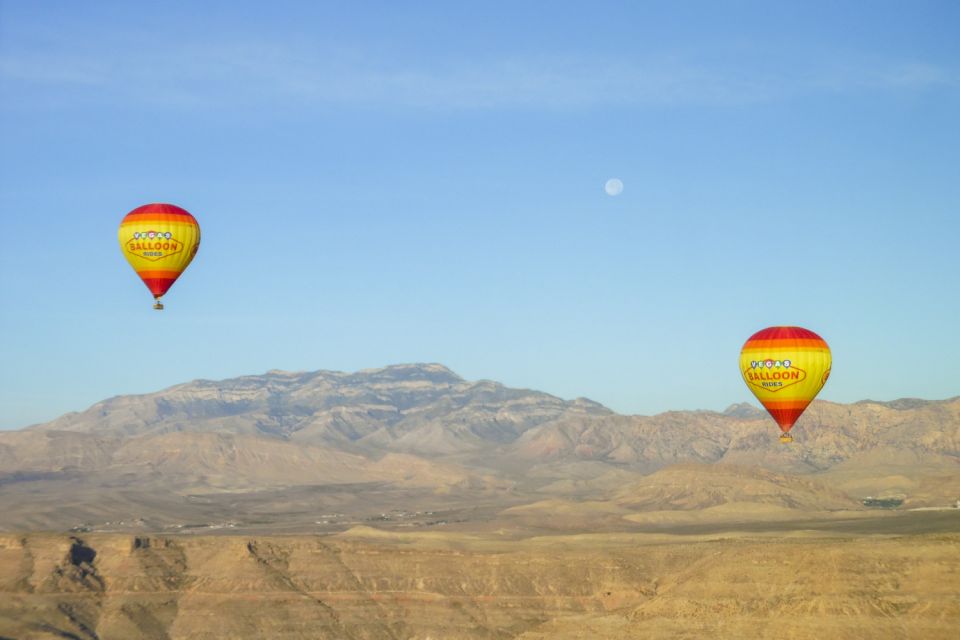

left=140, top=277, right=178, bottom=297
left=745, top=326, right=826, bottom=342
left=125, top=203, right=194, bottom=217
left=765, top=406, right=808, bottom=432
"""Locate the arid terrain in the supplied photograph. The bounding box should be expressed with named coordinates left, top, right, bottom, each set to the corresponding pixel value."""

left=2, top=528, right=959, bottom=639
left=1, top=364, right=958, bottom=638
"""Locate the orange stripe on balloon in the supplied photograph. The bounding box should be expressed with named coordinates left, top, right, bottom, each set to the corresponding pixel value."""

left=741, top=348, right=828, bottom=356
left=757, top=399, right=813, bottom=410
left=121, top=214, right=199, bottom=225
left=135, top=270, right=184, bottom=278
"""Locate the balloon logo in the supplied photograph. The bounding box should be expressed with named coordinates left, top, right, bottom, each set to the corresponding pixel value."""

left=739, top=326, right=831, bottom=443
left=118, top=203, right=200, bottom=310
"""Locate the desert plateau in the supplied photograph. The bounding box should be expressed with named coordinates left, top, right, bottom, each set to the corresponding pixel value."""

left=1, top=364, right=958, bottom=638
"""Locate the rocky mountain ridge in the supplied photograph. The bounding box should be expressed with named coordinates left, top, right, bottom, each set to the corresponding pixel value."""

left=0, top=364, right=958, bottom=532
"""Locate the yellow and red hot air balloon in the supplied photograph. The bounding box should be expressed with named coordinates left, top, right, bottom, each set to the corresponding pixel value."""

left=739, top=326, right=831, bottom=443
left=118, top=203, right=200, bottom=309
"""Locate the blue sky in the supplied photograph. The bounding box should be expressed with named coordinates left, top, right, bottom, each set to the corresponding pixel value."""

left=1, top=1, right=958, bottom=429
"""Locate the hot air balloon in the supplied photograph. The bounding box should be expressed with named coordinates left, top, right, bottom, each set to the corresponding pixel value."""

left=739, top=326, right=831, bottom=443
left=118, top=203, right=200, bottom=310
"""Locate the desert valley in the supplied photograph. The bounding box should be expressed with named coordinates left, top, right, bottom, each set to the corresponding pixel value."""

left=0, top=364, right=958, bottom=638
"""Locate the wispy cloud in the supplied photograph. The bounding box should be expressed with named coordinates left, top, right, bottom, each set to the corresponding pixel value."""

left=1, top=36, right=955, bottom=112
left=0, top=54, right=106, bottom=87
left=865, top=62, right=954, bottom=89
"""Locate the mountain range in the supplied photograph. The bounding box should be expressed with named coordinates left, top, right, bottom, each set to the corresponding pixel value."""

left=1, top=363, right=958, bottom=533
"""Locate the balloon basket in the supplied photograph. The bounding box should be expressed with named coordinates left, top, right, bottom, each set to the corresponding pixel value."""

left=779, top=433, right=793, bottom=444
left=153, top=301, right=164, bottom=311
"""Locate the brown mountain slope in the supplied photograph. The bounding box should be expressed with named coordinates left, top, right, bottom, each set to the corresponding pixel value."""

left=0, top=364, right=958, bottom=533
left=498, top=463, right=864, bottom=533
left=1, top=532, right=959, bottom=640
left=614, top=463, right=860, bottom=512
left=509, top=397, right=960, bottom=471
left=6, top=365, right=957, bottom=474
left=24, top=364, right=610, bottom=453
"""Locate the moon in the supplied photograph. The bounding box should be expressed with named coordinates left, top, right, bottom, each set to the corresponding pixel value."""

left=604, top=178, right=624, bottom=196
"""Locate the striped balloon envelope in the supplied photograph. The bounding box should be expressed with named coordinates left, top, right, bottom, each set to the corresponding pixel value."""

left=118, top=203, right=200, bottom=310
left=739, top=326, right=832, bottom=443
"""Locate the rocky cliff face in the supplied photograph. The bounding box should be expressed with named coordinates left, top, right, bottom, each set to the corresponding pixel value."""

left=25, top=364, right=610, bottom=448
left=6, top=363, right=957, bottom=468
left=2, top=532, right=958, bottom=639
